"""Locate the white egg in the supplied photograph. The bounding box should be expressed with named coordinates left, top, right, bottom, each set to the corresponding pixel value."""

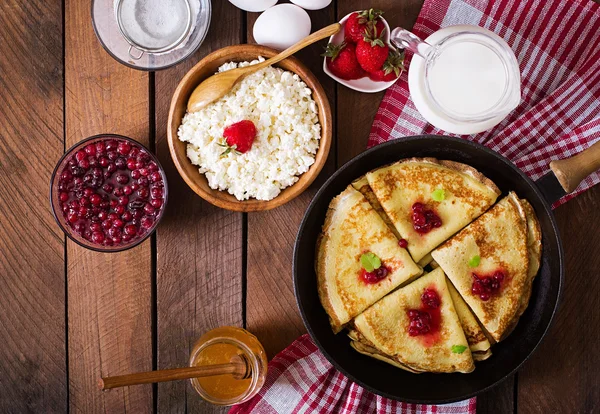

left=228, top=0, right=278, bottom=13
left=253, top=4, right=311, bottom=50
left=290, top=0, right=332, bottom=10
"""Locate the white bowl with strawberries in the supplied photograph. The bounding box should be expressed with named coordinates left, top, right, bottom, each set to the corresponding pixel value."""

left=323, top=9, right=404, bottom=93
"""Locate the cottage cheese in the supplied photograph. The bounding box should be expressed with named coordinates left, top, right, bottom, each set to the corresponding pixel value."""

left=178, top=57, right=321, bottom=201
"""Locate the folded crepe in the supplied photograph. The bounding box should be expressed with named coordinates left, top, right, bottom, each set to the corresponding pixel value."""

left=366, top=158, right=501, bottom=262
left=447, top=278, right=492, bottom=361
left=431, top=192, right=541, bottom=342
left=351, top=268, right=475, bottom=373
left=317, top=186, right=422, bottom=333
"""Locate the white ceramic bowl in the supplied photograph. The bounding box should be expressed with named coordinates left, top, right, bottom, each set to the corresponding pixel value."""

left=323, top=12, right=399, bottom=93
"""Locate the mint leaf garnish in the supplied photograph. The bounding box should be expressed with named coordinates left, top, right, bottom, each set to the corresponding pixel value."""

left=468, top=255, right=481, bottom=268
left=360, top=252, right=381, bottom=272
left=452, top=345, right=467, bottom=354
left=431, top=189, right=446, bottom=202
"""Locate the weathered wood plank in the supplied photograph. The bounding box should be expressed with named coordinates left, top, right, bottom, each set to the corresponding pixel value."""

left=154, top=2, right=244, bottom=413
left=244, top=4, right=337, bottom=358
left=517, top=186, right=600, bottom=414
left=65, top=0, right=152, bottom=412
left=0, top=0, right=66, bottom=412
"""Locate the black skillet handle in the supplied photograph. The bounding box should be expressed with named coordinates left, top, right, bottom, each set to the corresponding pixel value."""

left=550, top=140, right=600, bottom=193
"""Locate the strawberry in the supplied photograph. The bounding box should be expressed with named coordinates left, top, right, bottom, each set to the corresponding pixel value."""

left=355, top=26, right=390, bottom=73
left=219, top=120, right=257, bottom=155
left=344, top=9, right=385, bottom=43
left=323, top=42, right=365, bottom=80
left=368, top=49, right=405, bottom=82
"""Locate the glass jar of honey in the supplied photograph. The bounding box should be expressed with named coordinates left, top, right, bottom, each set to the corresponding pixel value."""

left=189, top=327, right=268, bottom=406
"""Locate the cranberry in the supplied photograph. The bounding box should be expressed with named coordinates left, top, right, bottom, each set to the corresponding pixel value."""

left=116, top=173, right=129, bottom=185
left=67, top=212, right=78, bottom=223
left=123, top=185, right=133, bottom=195
left=69, top=200, right=80, bottom=209
left=147, top=161, right=158, bottom=172
left=114, top=205, right=125, bottom=215
left=99, top=157, right=109, bottom=167
left=102, top=220, right=112, bottom=229
left=407, top=310, right=432, bottom=336
left=105, top=140, right=117, bottom=151
left=131, top=170, right=141, bottom=179
left=138, top=168, right=149, bottom=177
left=472, top=271, right=505, bottom=301
left=138, top=177, right=149, bottom=187
left=91, top=232, right=105, bottom=243
left=112, top=219, right=125, bottom=228
left=150, top=198, right=162, bottom=208
left=131, top=183, right=139, bottom=192
left=398, top=238, right=408, bottom=249
left=144, top=204, right=155, bottom=215
left=118, top=195, right=129, bottom=205
left=127, top=158, right=137, bottom=170
left=107, top=151, right=118, bottom=161
left=124, top=225, right=137, bottom=236
left=421, top=289, right=440, bottom=309
left=108, top=227, right=121, bottom=238
left=150, top=187, right=162, bottom=199
left=60, top=170, right=72, bottom=182
left=74, top=222, right=86, bottom=233
left=95, top=141, right=106, bottom=154
left=130, top=147, right=140, bottom=157
left=100, top=201, right=110, bottom=210
left=75, top=150, right=86, bottom=162
left=121, top=211, right=133, bottom=222
left=411, top=202, right=442, bottom=234
left=102, top=183, right=114, bottom=193
left=59, top=192, right=69, bottom=202
left=89, top=194, right=101, bottom=206
left=90, top=223, right=102, bottom=232
left=140, top=216, right=154, bottom=229
left=98, top=211, right=108, bottom=221
left=361, top=265, right=389, bottom=284
left=137, top=187, right=149, bottom=199
left=115, top=157, right=127, bottom=170
left=117, top=142, right=131, bottom=155
left=79, top=158, right=90, bottom=169
left=107, top=213, right=119, bottom=221
left=149, top=171, right=162, bottom=183
left=113, top=188, right=124, bottom=197
left=132, top=209, right=144, bottom=219
left=107, top=163, right=117, bottom=174
left=85, top=144, right=96, bottom=156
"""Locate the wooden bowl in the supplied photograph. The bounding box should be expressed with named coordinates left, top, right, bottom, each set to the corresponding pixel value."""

left=167, top=44, right=332, bottom=212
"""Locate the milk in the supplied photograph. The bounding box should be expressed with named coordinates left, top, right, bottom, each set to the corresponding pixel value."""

left=427, top=41, right=507, bottom=117
left=399, top=25, right=521, bottom=134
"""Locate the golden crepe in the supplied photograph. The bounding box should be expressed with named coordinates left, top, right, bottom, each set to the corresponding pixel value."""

left=447, top=279, right=492, bottom=361
left=366, top=158, right=501, bottom=262
left=431, top=192, right=540, bottom=342
left=351, top=268, right=475, bottom=373
left=351, top=176, right=401, bottom=239
left=317, top=186, right=422, bottom=333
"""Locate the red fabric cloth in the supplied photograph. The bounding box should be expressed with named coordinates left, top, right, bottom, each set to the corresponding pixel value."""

left=229, top=334, right=476, bottom=414
left=230, top=0, right=600, bottom=412
left=369, top=0, right=600, bottom=208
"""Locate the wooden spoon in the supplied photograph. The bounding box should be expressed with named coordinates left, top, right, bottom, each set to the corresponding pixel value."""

left=187, top=23, right=341, bottom=113
left=99, top=354, right=250, bottom=390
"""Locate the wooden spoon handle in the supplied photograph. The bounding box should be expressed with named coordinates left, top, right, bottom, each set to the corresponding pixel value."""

left=99, top=360, right=248, bottom=390
left=252, top=23, right=341, bottom=71
left=549, top=140, right=600, bottom=193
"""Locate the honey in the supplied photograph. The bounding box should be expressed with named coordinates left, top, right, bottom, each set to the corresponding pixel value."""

left=189, top=327, right=268, bottom=406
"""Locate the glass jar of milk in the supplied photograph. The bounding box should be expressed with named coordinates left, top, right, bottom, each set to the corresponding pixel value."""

left=391, top=25, right=521, bottom=134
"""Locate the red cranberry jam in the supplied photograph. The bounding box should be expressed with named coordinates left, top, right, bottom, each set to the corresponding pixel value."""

left=411, top=202, right=442, bottom=234
left=398, top=238, right=408, bottom=249
left=360, top=266, right=390, bottom=284
left=407, top=288, right=441, bottom=337
left=471, top=270, right=505, bottom=301
left=56, top=137, right=165, bottom=248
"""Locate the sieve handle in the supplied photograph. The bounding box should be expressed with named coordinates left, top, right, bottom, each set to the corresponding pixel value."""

left=128, top=45, right=144, bottom=60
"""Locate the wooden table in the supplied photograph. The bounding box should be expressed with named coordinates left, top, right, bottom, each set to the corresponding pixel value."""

left=1, top=0, right=598, bottom=413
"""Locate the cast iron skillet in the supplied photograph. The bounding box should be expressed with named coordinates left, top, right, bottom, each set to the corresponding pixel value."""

left=293, top=135, right=600, bottom=403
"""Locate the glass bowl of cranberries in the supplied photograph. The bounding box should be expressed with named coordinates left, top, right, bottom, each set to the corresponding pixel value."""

left=50, top=134, right=168, bottom=252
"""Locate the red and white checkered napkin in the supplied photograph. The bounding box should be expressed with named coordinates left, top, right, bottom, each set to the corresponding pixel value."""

left=369, top=0, right=600, bottom=207
left=229, top=334, right=475, bottom=414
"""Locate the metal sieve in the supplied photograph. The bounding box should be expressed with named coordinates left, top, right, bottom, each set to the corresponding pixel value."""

left=115, top=0, right=193, bottom=59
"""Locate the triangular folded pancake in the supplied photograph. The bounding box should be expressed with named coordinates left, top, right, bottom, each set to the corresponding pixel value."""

left=366, top=158, right=501, bottom=262
left=431, top=192, right=531, bottom=342
left=352, top=268, right=475, bottom=373
left=317, top=186, right=422, bottom=333
left=447, top=278, right=492, bottom=361
left=351, top=176, right=401, bottom=239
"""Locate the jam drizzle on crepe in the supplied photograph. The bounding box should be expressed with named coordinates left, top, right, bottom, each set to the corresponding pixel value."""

left=407, top=287, right=442, bottom=346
